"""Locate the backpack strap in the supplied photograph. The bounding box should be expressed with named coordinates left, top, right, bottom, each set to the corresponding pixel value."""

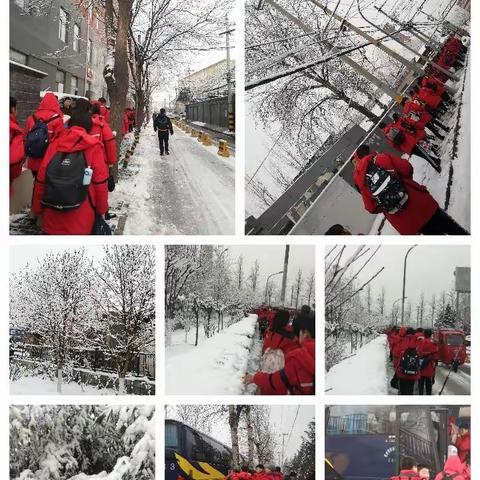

left=278, top=368, right=294, bottom=395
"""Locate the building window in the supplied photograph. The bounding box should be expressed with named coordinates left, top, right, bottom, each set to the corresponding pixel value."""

left=71, top=75, right=78, bottom=95
left=56, top=70, right=65, bottom=93
left=10, top=49, right=27, bottom=65
left=73, top=24, right=80, bottom=52
left=87, top=39, right=94, bottom=64
left=58, top=7, right=69, bottom=43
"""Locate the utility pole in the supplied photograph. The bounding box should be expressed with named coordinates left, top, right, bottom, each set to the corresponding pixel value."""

left=280, top=245, right=290, bottom=306
left=401, top=246, right=417, bottom=326
left=219, top=16, right=235, bottom=132
left=280, top=433, right=288, bottom=468
left=264, top=0, right=401, bottom=99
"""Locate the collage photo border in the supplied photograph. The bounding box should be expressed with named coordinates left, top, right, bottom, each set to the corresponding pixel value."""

left=2, top=0, right=479, bottom=478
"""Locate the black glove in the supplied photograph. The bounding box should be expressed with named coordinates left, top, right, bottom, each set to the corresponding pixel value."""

left=108, top=174, right=116, bottom=192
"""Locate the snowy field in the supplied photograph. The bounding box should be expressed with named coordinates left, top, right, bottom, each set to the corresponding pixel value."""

left=165, top=315, right=257, bottom=395
left=10, top=376, right=117, bottom=395
left=326, top=335, right=389, bottom=395
left=111, top=123, right=235, bottom=235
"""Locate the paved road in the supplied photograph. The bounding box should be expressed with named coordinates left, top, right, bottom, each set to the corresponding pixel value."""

left=123, top=126, right=235, bottom=235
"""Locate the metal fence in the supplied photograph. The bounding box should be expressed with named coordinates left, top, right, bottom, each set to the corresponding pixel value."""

left=185, top=95, right=234, bottom=130
left=10, top=343, right=155, bottom=379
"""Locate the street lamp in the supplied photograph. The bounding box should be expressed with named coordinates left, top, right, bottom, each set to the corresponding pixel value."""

left=401, top=245, right=417, bottom=326
left=391, top=297, right=404, bottom=325
left=265, top=271, right=284, bottom=305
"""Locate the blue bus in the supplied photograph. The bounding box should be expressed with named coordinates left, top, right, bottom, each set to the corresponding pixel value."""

left=325, top=406, right=467, bottom=480
left=166, top=419, right=232, bottom=480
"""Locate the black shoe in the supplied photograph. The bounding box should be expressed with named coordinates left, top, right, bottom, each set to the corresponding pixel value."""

left=160, top=152, right=164, bottom=156
left=166, top=151, right=170, bottom=155
left=105, top=212, right=117, bottom=220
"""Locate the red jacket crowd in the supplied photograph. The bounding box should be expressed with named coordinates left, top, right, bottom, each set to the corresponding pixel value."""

left=9, top=93, right=128, bottom=235
left=226, top=466, right=302, bottom=480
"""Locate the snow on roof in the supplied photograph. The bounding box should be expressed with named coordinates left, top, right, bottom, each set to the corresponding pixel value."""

left=9, top=60, right=48, bottom=77
left=40, top=91, right=88, bottom=100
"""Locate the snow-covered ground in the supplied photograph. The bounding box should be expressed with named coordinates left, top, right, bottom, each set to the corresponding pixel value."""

left=326, top=335, right=389, bottom=395
left=111, top=123, right=235, bottom=235
left=165, top=315, right=258, bottom=395
left=10, top=376, right=117, bottom=395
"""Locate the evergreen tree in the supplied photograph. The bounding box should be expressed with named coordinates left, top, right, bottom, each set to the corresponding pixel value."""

left=435, top=303, right=457, bottom=329
left=284, top=421, right=315, bottom=480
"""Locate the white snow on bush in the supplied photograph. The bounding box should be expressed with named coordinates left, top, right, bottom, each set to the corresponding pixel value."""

left=326, top=335, right=388, bottom=395
left=10, top=376, right=117, bottom=395
left=166, top=315, right=257, bottom=394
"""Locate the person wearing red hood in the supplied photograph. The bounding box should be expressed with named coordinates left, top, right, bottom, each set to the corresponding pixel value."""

left=32, top=99, right=109, bottom=235
left=10, top=96, right=25, bottom=196
left=233, top=466, right=253, bottom=480
left=127, top=108, right=136, bottom=132
left=352, top=144, right=469, bottom=235
left=253, top=465, right=272, bottom=480
left=434, top=455, right=467, bottom=480
left=98, top=97, right=110, bottom=123
left=122, top=109, right=130, bottom=136
left=390, top=456, right=421, bottom=480
left=393, top=327, right=420, bottom=395
left=90, top=100, right=117, bottom=167
left=451, top=420, right=470, bottom=464
left=387, top=326, right=400, bottom=361
left=272, top=467, right=284, bottom=480
left=417, top=328, right=438, bottom=395
left=24, top=92, right=65, bottom=177
left=380, top=116, right=441, bottom=171
left=243, top=313, right=315, bottom=395
left=410, top=85, right=449, bottom=114
left=262, top=309, right=298, bottom=355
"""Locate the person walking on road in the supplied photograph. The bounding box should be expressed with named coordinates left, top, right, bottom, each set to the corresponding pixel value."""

left=153, top=108, right=174, bottom=156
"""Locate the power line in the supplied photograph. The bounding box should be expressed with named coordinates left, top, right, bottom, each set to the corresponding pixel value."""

left=284, top=405, right=300, bottom=457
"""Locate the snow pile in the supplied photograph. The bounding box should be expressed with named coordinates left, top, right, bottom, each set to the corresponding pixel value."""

left=326, top=335, right=389, bottom=395
left=10, top=376, right=116, bottom=395
left=166, top=315, right=258, bottom=394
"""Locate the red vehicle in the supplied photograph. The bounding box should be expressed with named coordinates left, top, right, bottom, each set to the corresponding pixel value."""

left=433, top=329, right=467, bottom=371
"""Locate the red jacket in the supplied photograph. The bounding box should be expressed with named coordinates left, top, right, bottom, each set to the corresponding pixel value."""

left=234, top=473, right=253, bottom=480
left=455, top=432, right=471, bottom=464
left=32, top=126, right=109, bottom=235
left=99, top=104, right=110, bottom=123
left=416, top=87, right=443, bottom=110
left=394, top=334, right=420, bottom=380
left=434, top=456, right=466, bottom=480
left=122, top=112, right=130, bottom=135
left=253, top=339, right=315, bottom=395
left=90, top=114, right=117, bottom=166
left=403, top=101, right=433, bottom=129
left=353, top=152, right=438, bottom=234
left=392, top=470, right=421, bottom=480
left=272, top=473, right=284, bottom=480
left=417, top=337, right=438, bottom=378
left=252, top=473, right=273, bottom=480
left=262, top=330, right=299, bottom=355
left=10, top=114, right=24, bottom=191
left=24, top=92, right=65, bottom=173
left=383, top=122, right=418, bottom=155
left=421, top=76, right=446, bottom=96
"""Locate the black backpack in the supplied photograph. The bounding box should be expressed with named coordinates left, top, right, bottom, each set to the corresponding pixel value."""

left=386, top=126, right=406, bottom=145
left=155, top=116, right=169, bottom=131
left=419, top=354, right=432, bottom=370
left=41, top=151, right=88, bottom=210
left=400, top=347, right=420, bottom=376
left=25, top=114, right=59, bottom=158
left=365, top=159, right=409, bottom=214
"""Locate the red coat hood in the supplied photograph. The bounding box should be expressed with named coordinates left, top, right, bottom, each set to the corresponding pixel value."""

left=10, top=114, right=22, bottom=135
left=399, top=327, right=407, bottom=337
left=55, top=126, right=101, bottom=152
left=37, top=92, right=62, bottom=116
left=288, top=339, right=315, bottom=375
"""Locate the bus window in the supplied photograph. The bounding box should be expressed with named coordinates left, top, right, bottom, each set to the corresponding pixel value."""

left=327, top=406, right=396, bottom=435
left=166, top=422, right=180, bottom=448
left=446, top=334, right=463, bottom=346
left=191, top=430, right=231, bottom=469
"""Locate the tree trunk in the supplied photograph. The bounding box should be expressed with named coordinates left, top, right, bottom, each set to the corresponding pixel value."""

left=245, top=406, right=254, bottom=468
left=229, top=406, right=241, bottom=470
left=195, top=310, right=200, bottom=347
left=104, top=0, right=133, bottom=181
left=57, top=368, right=63, bottom=394
left=118, top=375, right=126, bottom=394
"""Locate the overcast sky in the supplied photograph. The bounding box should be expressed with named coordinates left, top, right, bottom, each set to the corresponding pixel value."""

left=331, top=245, right=470, bottom=311
left=10, top=245, right=106, bottom=274
left=227, top=245, right=315, bottom=303
left=169, top=404, right=314, bottom=462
